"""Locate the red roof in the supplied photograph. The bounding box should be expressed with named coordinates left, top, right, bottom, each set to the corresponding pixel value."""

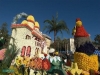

left=11, top=24, right=44, bottom=39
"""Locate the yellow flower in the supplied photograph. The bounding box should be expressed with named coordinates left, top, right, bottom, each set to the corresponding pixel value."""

left=22, top=56, right=30, bottom=67
left=68, top=62, right=83, bottom=75
left=15, top=56, right=23, bottom=66
left=74, top=52, right=99, bottom=71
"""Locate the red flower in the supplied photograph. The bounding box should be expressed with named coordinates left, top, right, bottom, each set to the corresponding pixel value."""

left=75, top=26, right=89, bottom=37
left=42, top=58, right=51, bottom=70
left=44, top=54, right=47, bottom=57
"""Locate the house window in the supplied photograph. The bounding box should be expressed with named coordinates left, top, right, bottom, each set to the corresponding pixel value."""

left=21, top=46, right=26, bottom=57
left=35, top=37, right=38, bottom=40
left=35, top=48, right=39, bottom=55
left=37, top=48, right=39, bottom=54
left=35, top=37, right=40, bottom=41
left=35, top=48, right=38, bottom=55
left=26, top=46, right=31, bottom=57
left=26, top=35, right=31, bottom=39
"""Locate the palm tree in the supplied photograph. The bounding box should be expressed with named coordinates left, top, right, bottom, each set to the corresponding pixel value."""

left=43, top=13, right=69, bottom=49
left=55, top=36, right=62, bottom=51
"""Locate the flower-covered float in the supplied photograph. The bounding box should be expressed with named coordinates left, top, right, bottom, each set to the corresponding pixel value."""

left=8, top=13, right=52, bottom=75
left=1, top=13, right=100, bottom=75
left=71, top=18, right=100, bottom=75
left=0, top=12, right=69, bottom=75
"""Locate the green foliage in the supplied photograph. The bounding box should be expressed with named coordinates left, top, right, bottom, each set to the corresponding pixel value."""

left=9, top=65, right=29, bottom=75
left=0, top=40, right=19, bottom=74
left=50, top=37, right=69, bottom=52
left=92, top=34, right=100, bottom=48
left=94, top=34, right=100, bottom=45
left=0, top=23, right=10, bottom=48
left=43, top=13, right=69, bottom=50
left=43, top=13, right=69, bottom=42
left=0, top=37, right=6, bottom=49
left=0, top=23, right=9, bottom=37
left=2, top=44, right=19, bottom=68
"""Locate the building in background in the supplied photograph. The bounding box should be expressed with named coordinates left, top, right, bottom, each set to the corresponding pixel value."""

left=68, top=38, right=75, bottom=54
left=42, top=34, right=52, bottom=48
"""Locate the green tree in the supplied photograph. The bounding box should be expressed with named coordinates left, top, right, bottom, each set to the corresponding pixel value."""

left=43, top=13, right=69, bottom=49
left=93, top=34, right=100, bottom=47
left=50, top=36, right=69, bottom=52
left=62, top=38, right=69, bottom=51
left=0, top=23, right=10, bottom=48
left=0, top=38, right=19, bottom=75
left=50, top=36, right=62, bottom=51
left=94, top=34, right=100, bottom=44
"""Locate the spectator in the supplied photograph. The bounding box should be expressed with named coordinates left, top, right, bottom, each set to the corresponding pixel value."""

left=66, top=54, right=71, bottom=67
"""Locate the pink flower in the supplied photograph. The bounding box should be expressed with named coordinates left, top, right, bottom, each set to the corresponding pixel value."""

left=0, top=49, right=6, bottom=60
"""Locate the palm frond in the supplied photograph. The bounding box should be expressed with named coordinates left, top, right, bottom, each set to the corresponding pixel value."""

left=49, top=28, right=54, bottom=34
left=44, top=20, right=53, bottom=26
left=51, top=16, right=57, bottom=27
left=56, top=12, right=58, bottom=21
left=43, top=14, right=70, bottom=47
left=57, top=20, right=70, bottom=34
left=58, top=30, right=63, bottom=37
left=43, top=25, right=52, bottom=32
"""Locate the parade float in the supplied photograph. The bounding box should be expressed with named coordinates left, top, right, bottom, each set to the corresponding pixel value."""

left=1, top=13, right=100, bottom=75
left=9, top=13, right=52, bottom=75
left=0, top=13, right=67, bottom=75
left=0, top=13, right=51, bottom=75
left=70, top=18, right=99, bottom=75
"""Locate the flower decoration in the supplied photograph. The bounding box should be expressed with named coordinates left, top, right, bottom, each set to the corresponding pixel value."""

left=42, top=58, right=51, bottom=71
left=54, top=51, right=59, bottom=55
left=74, top=52, right=99, bottom=71
left=0, top=48, right=6, bottom=60
left=73, top=18, right=99, bottom=72
left=93, top=50, right=100, bottom=56
left=44, top=54, right=47, bottom=57
left=67, top=62, right=83, bottom=75
left=81, top=71, right=90, bottom=75
left=22, top=56, right=30, bottom=67
left=74, top=18, right=89, bottom=37
left=29, top=57, right=42, bottom=70
left=15, top=56, right=23, bottom=66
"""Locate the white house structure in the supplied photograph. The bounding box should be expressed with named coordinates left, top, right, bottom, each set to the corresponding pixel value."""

left=68, top=38, right=75, bottom=54
left=10, top=15, right=51, bottom=58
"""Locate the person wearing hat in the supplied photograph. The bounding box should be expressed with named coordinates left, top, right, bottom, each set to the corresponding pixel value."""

left=47, top=49, right=66, bottom=75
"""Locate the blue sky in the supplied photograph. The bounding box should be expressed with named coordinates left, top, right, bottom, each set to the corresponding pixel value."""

left=0, top=0, right=100, bottom=41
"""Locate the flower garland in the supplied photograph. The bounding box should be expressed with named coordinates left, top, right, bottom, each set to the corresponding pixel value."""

left=12, top=12, right=28, bottom=24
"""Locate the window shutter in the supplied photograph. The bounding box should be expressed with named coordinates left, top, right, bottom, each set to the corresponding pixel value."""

left=26, top=46, right=31, bottom=57
left=21, top=46, right=26, bottom=57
